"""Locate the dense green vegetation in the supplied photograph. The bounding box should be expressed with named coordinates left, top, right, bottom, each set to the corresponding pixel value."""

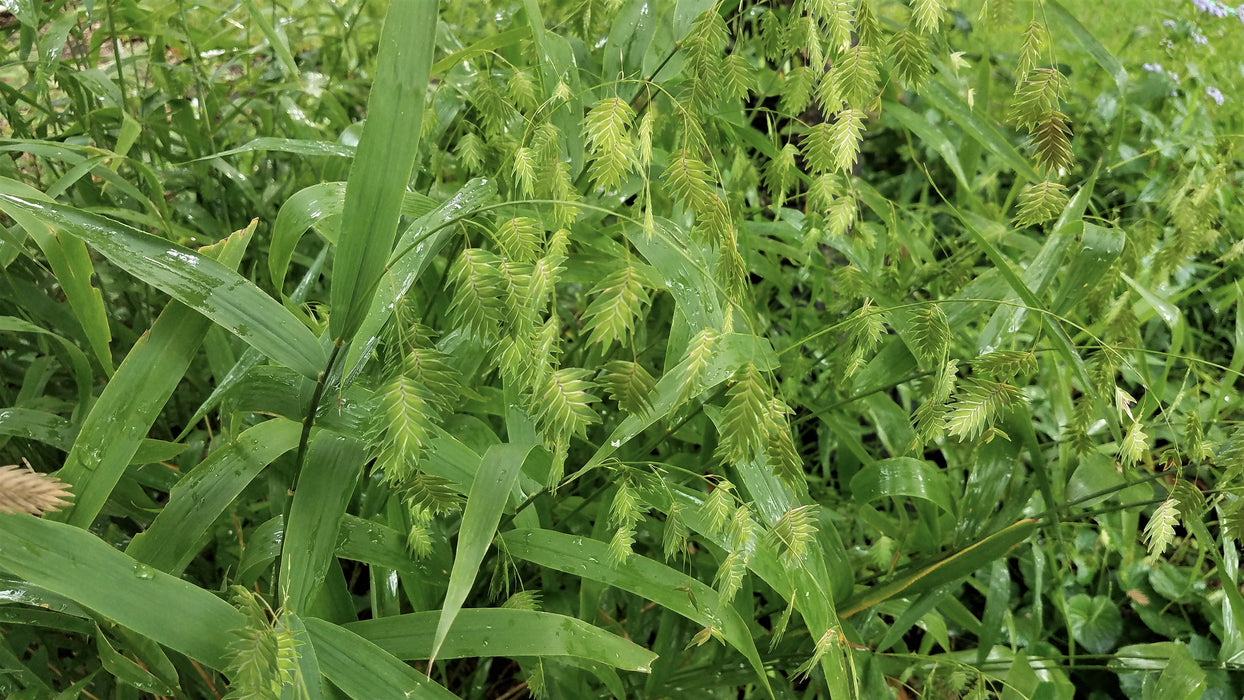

left=1, top=0, right=1242, bottom=697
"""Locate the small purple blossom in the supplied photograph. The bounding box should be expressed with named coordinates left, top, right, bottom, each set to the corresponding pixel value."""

left=1191, top=29, right=1208, bottom=44
left=1206, top=86, right=1225, bottom=105
left=1143, top=62, right=1164, bottom=73
left=1193, top=0, right=1229, bottom=16
left=1168, top=71, right=1181, bottom=83
left=1164, top=19, right=1178, bottom=28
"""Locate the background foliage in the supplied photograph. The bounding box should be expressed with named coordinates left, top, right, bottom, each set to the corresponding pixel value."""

left=2, top=0, right=1243, bottom=697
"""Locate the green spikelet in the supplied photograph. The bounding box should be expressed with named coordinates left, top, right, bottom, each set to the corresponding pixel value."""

left=1014, top=180, right=1069, bottom=227
left=224, top=588, right=303, bottom=700
left=946, top=378, right=1024, bottom=441
left=404, top=471, right=464, bottom=516
left=1143, top=496, right=1179, bottom=556
left=663, top=500, right=689, bottom=560
left=683, top=8, right=728, bottom=110
left=1031, top=110, right=1073, bottom=175
left=830, top=44, right=880, bottom=111
left=1185, top=412, right=1213, bottom=462
left=722, top=53, right=755, bottom=103
left=907, top=304, right=950, bottom=366
left=781, top=65, right=816, bottom=117
left=533, top=367, right=601, bottom=440
left=971, top=349, right=1037, bottom=380
left=769, top=594, right=797, bottom=651
left=911, top=0, right=945, bottom=35
left=508, top=69, right=538, bottom=114
left=598, top=360, right=657, bottom=415
left=664, top=148, right=716, bottom=211
left=699, top=478, right=735, bottom=536
left=513, top=145, right=537, bottom=197
left=912, top=359, right=958, bottom=449
left=760, top=9, right=784, bottom=62
left=855, top=0, right=882, bottom=48
left=889, top=28, right=931, bottom=90
left=581, top=263, right=649, bottom=352
left=501, top=590, right=543, bottom=611
left=714, top=505, right=754, bottom=603
left=1010, top=68, right=1068, bottom=124
left=490, top=217, right=543, bottom=262
left=498, top=259, right=537, bottom=331
left=548, top=159, right=582, bottom=226
left=456, top=132, right=485, bottom=174
left=448, top=248, right=508, bottom=339
left=471, top=70, right=516, bottom=136
left=766, top=505, right=819, bottom=565
left=637, top=108, right=656, bottom=169
left=807, top=0, right=852, bottom=53
left=844, top=299, right=886, bottom=376
left=1119, top=419, right=1149, bottom=467
left=765, top=143, right=801, bottom=208
left=807, top=173, right=838, bottom=215
left=716, top=363, right=771, bottom=466
left=1016, top=20, right=1048, bottom=78
left=583, top=97, right=637, bottom=191
left=679, top=327, right=721, bottom=402
left=608, top=474, right=648, bottom=565
left=826, top=195, right=858, bottom=238
left=1223, top=499, right=1244, bottom=543
left=765, top=398, right=806, bottom=488
left=369, top=373, right=435, bottom=484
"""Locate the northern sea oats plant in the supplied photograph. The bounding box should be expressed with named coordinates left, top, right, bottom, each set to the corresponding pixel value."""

left=1, top=0, right=1242, bottom=697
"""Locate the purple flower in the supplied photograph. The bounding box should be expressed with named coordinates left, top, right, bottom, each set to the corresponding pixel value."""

left=1206, top=86, right=1225, bottom=105
left=1193, top=0, right=1229, bottom=16
left=1164, top=19, right=1178, bottom=28
left=1191, top=29, right=1208, bottom=44
left=1143, top=62, right=1164, bottom=73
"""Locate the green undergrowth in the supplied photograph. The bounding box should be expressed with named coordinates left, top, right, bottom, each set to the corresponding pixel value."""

left=1, top=0, right=1243, bottom=697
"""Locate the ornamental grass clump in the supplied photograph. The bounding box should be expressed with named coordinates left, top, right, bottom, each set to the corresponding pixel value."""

left=0, top=0, right=1242, bottom=696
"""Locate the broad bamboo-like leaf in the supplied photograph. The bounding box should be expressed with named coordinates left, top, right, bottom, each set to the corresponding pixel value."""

left=304, top=618, right=458, bottom=699
left=429, top=443, right=542, bottom=665
left=348, top=608, right=657, bottom=670
left=839, top=519, right=1037, bottom=617
left=0, top=514, right=243, bottom=670
left=329, top=0, right=439, bottom=342
left=0, top=180, right=112, bottom=375
left=850, top=457, right=956, bottom=515
left=500, top=528, right=773, bottom=698
left=47, top=226, right=256, bottom=528
left=268, top=184, right=439, bottom=299
left=0, top=185, right=327, bottom=378
left=127, top=419, right=303, bottom=574
left=281, top=433, right=366, bottom=615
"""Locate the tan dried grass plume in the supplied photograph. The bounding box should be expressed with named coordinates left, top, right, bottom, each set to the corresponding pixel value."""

left=0, top=459, right=73, bottom=516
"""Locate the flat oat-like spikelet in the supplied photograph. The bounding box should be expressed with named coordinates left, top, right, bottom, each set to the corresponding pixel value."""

left=0, top=460, right=73, bottom=516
